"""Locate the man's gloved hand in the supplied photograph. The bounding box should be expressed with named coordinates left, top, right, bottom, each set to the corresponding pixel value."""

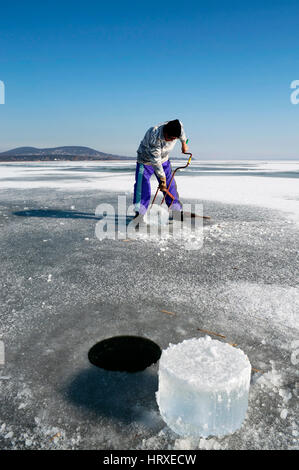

left=159, top=176, right=167, bottom=192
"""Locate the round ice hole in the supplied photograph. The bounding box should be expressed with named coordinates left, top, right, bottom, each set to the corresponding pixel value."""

left=88, top=336, right=162, bottom=373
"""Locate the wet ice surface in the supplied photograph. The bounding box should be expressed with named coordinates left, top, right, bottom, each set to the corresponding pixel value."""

left=0, top=187, right=298, bottom=450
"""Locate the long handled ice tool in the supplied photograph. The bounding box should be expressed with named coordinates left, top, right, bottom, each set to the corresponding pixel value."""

left=151, top=151, right=193, bottom=209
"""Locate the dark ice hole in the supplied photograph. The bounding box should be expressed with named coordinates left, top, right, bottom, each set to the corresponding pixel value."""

left=88, top=336, right=162, bottom=373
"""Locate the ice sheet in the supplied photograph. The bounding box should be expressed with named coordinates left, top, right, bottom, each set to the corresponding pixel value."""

left=0, top=162, right=298, bottom=450
left=0, top=161, right=298, bottom=222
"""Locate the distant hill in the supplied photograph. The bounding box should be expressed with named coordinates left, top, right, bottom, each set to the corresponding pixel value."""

left=0, top=146, right=135, bottom=161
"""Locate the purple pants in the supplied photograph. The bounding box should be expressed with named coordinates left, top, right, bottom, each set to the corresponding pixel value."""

left=133, top=160, right=182, bottom=215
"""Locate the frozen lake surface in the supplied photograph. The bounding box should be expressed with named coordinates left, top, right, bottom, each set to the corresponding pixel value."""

left=0, top=161, right=298, bottom=450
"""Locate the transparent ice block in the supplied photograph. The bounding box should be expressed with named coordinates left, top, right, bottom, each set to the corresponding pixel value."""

left=156, top=336, right=251, bottom=438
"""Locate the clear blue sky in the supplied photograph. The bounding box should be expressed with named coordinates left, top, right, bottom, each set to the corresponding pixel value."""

left=0, top=0, right=298, bottom=159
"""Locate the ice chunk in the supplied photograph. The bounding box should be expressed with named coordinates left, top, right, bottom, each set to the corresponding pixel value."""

left=156, top=336, right=251, bottom=438
left=144, top=205, right=169, bottom=226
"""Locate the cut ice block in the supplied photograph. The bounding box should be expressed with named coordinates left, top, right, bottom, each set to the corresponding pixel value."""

left=156, top=336, right=251, bottom=438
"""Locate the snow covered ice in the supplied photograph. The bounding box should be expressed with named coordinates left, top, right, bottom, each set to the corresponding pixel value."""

left=0, top=160, right=298, bottom=450
left=156, top=337, right=251, bottom=438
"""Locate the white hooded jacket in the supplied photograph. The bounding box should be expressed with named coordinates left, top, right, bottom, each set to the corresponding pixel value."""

left=137, top=120, right=187, bottom=179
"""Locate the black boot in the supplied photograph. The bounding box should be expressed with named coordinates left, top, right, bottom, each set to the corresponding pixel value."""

left=133, top=212, right=145, bottom=229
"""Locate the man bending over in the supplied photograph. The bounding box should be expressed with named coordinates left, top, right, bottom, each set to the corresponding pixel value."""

left=133, top=119, right=188, bottom=218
